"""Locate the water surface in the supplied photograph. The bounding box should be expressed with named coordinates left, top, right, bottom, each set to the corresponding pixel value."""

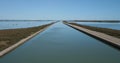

left=0, top=22, right=120, bottom=63
left=0, top=20, right=52, bottom=30
left=76, top=22, right=120, bottom=30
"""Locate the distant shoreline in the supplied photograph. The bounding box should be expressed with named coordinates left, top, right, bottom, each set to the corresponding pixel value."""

left=0, top=20, right=53, bottom=21
left=68, top=20, right=120, bottom=23
left=0, top=20, right=120, bottom=22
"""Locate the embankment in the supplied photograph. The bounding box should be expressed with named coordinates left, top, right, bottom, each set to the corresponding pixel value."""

left=63, top=21, right=120, bottom=49
left=0, top=22, right=54, bottom=57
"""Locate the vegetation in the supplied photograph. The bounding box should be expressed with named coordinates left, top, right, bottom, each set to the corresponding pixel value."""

left=0, top=23, right=53, bottom=51
left=65, top=21, right=120, bottom=38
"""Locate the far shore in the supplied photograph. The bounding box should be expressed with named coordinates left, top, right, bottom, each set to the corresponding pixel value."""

left=71, top=20, right=120, bottom=23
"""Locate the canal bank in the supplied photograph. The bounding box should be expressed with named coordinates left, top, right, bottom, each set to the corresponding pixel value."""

left=0, top=23, right=54, bottom=57
left=0, top=22, right=120, bottom=63
left=63, top=22, right=120, bottom=49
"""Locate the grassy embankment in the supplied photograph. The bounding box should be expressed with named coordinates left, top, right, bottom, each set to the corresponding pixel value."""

left=63, top=21, right=120, bottom=38
left=0, top=23, right=53, bottom=51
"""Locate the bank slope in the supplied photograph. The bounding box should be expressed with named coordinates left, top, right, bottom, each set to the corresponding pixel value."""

left=63, top=21, right=120, bottom=49
left=0, top=22, right=54, bottom=57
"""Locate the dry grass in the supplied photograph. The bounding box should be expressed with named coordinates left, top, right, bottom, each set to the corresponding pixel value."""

left=0, top=23, right=53, bottom=51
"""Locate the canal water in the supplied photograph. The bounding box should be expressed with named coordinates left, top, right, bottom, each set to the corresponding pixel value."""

left=76, top=22, right=120, bottom=30
left=0, top=22, right=120, bottom=63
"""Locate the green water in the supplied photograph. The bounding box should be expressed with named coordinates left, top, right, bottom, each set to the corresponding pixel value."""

left=0, top=22, right=120, bottom=63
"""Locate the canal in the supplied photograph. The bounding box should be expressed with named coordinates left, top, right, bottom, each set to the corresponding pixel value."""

left=0, top=22, right=120, bottom=63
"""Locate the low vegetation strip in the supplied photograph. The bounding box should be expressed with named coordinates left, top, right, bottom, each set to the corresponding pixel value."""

left=68, top=22, right=120, bottom=39
left=0, top=22, right=54, bottom=53
left=63, top=21, right=120, bottom=48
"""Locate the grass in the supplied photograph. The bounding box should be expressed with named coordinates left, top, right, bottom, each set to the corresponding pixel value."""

left=0, top=23, right=53, bottom=51
left=63, top=21, right=120, bottom=39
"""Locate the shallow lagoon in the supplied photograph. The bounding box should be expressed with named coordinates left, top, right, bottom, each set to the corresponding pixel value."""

left=76, top=22, right=120, bottom=30
left=0, top=20, right=52, bottom=30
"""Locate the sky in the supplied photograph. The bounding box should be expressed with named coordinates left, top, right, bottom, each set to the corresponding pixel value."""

left=0, top=0, right=120, bottom=20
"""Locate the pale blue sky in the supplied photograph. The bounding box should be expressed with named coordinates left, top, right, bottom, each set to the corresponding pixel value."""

left=0, top=0, right=120, bottom=20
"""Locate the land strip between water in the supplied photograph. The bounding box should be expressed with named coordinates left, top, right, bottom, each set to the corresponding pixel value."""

left=63, top=21, right=120, bottom=49
left=0, top=22, right=54, bottom=57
